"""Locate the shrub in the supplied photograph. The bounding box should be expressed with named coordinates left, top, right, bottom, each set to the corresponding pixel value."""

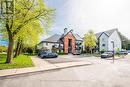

left=52, top=47, right=58, bottom=53
left=58, top=52, right=67, bottom=55
left=100, top=49, right=106, bottom=54
left=0, top=46, right=7, bottom=53
left=81, top=50, right=87, bottom=54
left=116, top=48, right=120, bottom=55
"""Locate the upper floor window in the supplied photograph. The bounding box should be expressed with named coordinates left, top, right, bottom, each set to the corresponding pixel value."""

left=102, top=38, right=105, bottom=41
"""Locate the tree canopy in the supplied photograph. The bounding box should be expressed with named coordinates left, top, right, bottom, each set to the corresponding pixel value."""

left=0, top=0, right=54, bottom=63
left=119, top=32, right=130, bottom=50
left=84, top=30, right=96, bottom=53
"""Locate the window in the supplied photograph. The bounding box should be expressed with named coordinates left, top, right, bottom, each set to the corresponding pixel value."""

left=102, top=38, right=105, bottom=41
left=102, top=44, right=105, bottom=46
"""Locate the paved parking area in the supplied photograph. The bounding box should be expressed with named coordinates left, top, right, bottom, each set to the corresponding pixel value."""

left=45, top=58, right=81, bottom=64
left=44, top=55, right=82, bottom=64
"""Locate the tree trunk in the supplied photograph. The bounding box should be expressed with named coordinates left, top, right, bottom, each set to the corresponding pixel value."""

left=90, top=48, right=92, bottom=54
left=18, top=43, right=23, bottom=55
left=14, top=41, right=20, bottom=58
left=6, top=34, right=14, bottom=64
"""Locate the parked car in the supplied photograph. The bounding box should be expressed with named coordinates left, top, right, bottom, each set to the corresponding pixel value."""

left=73, top=51, right=81, bottom=55
left=127, top=50, right=130, bottom=53
left=39, top=51, right=58, bottom=58
left=101, top=52, right=113, bottom=58
left=120, top=51, right=128, bottom=55
left=38, top=51, right=45, bottom=56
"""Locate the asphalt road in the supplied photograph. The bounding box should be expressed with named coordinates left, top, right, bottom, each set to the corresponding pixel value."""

left=1, top=56, right=130, bottom=87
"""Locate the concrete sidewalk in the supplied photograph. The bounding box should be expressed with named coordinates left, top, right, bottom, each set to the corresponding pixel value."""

left=0, top=56, right=91, bottom=77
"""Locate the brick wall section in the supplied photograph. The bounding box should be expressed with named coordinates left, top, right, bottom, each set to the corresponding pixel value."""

left=64, top=32, right=76, bottom=54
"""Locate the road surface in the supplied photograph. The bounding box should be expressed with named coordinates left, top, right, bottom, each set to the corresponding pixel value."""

left=1, top=56, right=130, bottom=87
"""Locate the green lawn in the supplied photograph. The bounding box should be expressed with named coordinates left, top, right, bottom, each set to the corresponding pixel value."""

left=0, top=54, right=34, bottom=70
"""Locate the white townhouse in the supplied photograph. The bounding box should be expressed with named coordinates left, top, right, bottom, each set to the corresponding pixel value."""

left=96, top=29, right=122, bottom=52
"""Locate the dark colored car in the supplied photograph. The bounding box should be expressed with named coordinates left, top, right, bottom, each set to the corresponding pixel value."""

left=101, top=52, right=113, bottom=58
left=38, top=51, right=45, bottom=56
left=39, top=51, right=58, bottom=58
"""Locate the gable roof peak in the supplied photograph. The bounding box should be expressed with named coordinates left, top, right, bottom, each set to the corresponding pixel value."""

left=95, top=28, right=118, bottom=39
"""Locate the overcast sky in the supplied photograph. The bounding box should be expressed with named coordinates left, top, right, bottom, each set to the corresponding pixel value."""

left=43, top=0, right=130, bottom=39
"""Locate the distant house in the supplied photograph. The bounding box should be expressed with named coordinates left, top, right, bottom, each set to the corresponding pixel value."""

left=95, top=29, right=122, bottom=52
left=38, top=28, right=83, bottom=54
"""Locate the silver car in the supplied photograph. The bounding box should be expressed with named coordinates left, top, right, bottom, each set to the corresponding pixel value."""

left=101, top=52, right=113, bottom=58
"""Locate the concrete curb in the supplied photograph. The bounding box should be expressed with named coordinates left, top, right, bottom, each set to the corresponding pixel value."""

left=0, top=63, right=91, bottom=79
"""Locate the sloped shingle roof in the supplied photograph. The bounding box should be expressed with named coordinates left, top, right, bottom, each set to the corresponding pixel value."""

left=41, top=29, right=83, bottom=44
left=95, top=28, right=118, bottom=39
left=42, top=34, right=61, bottom=43
left=74, top=34, right=83, bottom=41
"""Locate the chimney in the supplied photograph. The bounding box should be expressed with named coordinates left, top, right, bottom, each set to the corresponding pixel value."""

left=70, top=29, right=73, bottom=33
left=64, top=28, right=68, bottom=35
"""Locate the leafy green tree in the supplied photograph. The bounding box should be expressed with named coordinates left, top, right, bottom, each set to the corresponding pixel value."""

left=0, top=0, right=54, bottom=63
left=14, top=20, right=45, bottom=57
left=84, top=30, right=96, bottom=53
left=118, top=32, right=130, bottom=50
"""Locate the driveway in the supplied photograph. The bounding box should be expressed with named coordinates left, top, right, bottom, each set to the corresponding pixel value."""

left=44, top=54, right=99, bottom=64
left=44, top=57, right=81, bottom=64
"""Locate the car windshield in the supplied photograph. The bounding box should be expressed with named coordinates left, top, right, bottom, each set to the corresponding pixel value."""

left=41, top=51, right=47, bottom=54
left=47, top=52, right=54, bottom=54
left=104, top=52, right=112, bottom=54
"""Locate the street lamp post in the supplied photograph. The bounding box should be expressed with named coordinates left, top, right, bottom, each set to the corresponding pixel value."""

left=111, top=41, right=115, bottom=63
left=122, top=40, right=126, bottom=58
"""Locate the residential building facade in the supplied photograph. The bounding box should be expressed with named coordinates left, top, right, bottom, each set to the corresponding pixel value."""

left=37, top=28, right=83, bottom=54
left=38, top=28, right=122, bottom=54
left=96, top=29, right=122, bottom=52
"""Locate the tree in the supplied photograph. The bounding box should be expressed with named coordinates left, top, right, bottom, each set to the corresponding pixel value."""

left=118, top=32, right=130, bottom=50
left=0, top=0, right=54, bottom=63
left=14, top=20, right=45, bottom=57
left=84, top=30, right=96, bottom=53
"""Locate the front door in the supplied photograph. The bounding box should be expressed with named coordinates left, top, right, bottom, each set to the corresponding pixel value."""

left=68, top=39, right=72, bottom=53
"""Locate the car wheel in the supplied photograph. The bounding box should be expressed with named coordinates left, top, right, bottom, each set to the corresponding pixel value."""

left=42, top=56, right=46, bottom=58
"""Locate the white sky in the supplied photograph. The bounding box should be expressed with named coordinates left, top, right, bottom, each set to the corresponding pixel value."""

left=43, top=0, right=130, bottom=39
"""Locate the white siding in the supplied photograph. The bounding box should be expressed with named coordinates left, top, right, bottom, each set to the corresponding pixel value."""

left=108, top=31, right=122, bottom=51
left=38, top=42, right=59, bottom=52
left=99, top=33, right=109, bottom=51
